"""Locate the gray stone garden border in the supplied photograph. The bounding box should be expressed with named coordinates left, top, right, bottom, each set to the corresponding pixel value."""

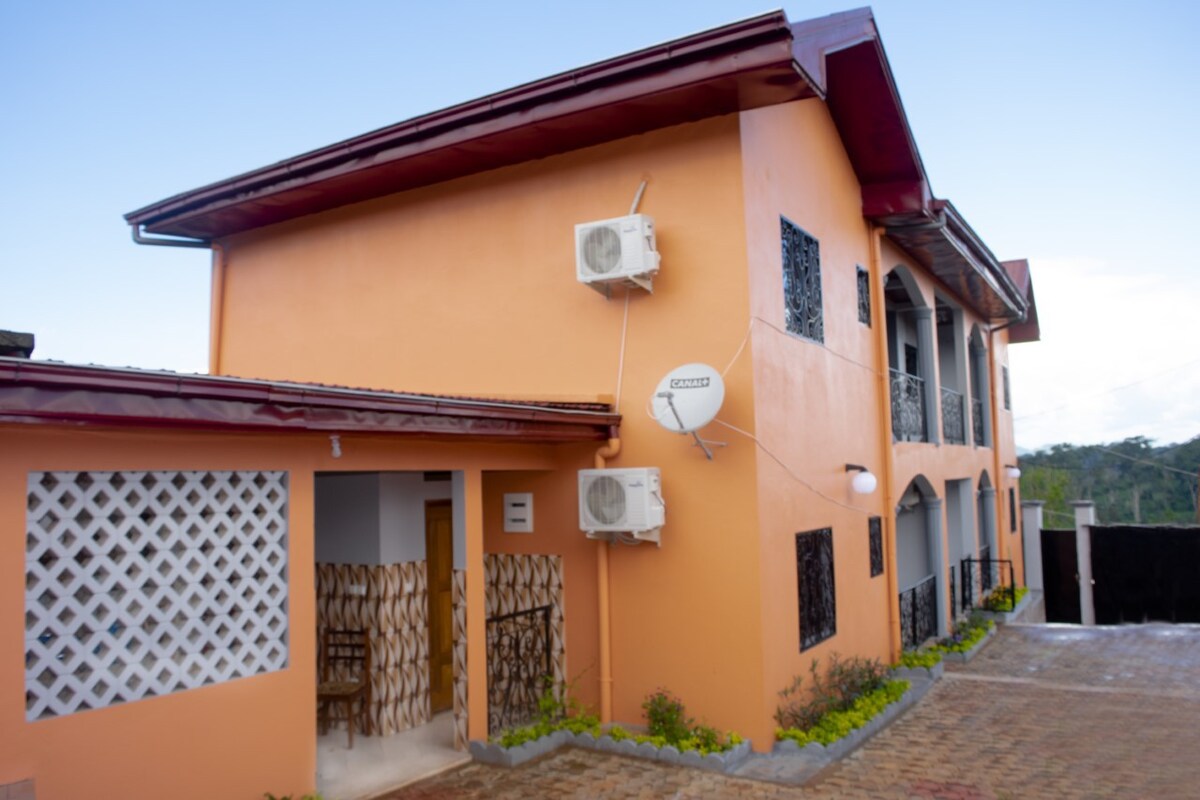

left=469, top=728, right=754, bottom=773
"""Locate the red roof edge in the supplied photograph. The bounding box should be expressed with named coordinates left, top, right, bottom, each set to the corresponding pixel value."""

left=0, top=360, right=619, bottom=442
left=124, top=10, right=812, bottom=240
left=1002, top=259, right=1041, bottom=342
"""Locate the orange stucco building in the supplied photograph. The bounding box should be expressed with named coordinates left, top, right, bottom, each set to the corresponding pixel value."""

left=2, top=8, right=1039, bottom=799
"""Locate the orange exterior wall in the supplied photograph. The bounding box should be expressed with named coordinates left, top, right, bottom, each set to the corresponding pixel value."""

left=0, top=423, right=571, bottom=800
left=213, top=117, right=772, bottom=744
left=738, top=99, right=893, bottom=718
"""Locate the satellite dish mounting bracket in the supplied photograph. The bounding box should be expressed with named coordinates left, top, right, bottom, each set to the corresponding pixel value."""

left=656, top=391, right=726, bottom=461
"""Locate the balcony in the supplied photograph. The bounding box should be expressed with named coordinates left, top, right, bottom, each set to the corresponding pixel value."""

left=942, top=387, right=966, bottom=445
left=972, top=397, right=985, bottom=446
left=890, top=369, right=927, bottom=442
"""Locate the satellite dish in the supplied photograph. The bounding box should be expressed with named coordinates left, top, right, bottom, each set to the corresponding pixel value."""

left=651, top=363, right=725, bottom=434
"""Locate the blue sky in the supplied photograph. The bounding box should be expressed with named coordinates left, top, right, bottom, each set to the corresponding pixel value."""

left=2, top=1, right=1198, bottom=450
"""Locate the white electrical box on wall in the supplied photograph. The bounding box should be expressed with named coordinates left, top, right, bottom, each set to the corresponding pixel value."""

left=503, top=493, right=534, bottom=533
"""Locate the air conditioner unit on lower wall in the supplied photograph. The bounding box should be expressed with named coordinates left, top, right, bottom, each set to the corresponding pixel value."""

left=578, top=467, right=664, bottom=546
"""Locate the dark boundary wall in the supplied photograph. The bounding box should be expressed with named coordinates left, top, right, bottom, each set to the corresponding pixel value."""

left=1091, top=525, right=1200, bottom=624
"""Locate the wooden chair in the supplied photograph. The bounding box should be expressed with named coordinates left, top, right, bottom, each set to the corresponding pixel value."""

left=317, top=628, right=372, bottom=748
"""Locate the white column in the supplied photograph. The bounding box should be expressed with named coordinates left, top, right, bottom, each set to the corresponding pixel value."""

left=1071, top=501, right=1096, bottom=626
left=923, top=497, right=949, bottom=636
left=1021, top=501, right=1045, bottom=592
left=913, top=306, right=940, bottom=444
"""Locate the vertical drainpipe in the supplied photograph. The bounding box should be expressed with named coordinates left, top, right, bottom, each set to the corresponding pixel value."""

left=868, top=226, right=901, bottom=660
left=209, top=244, right=226, bottom=375
left=593, top=430, right=621, bottom=723
left=986, top=325, right=1009, bottom=563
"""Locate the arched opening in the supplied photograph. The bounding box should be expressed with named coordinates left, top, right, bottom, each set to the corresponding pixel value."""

left=895, top=475, right=946, bottom=647
left=884, top=267, right=937, bottom=443
left=968, top=325, right=992, bottom=447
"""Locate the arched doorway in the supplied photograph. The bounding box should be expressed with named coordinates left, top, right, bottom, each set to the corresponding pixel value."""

left=895, top=475, right=947, bottom=647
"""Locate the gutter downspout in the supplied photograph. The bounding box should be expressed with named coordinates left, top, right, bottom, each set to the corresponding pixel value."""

left=594, top=430, right=621, bottom=723
left=986, top=317, right=1020, bottom=565
left=869, top=225, right=901, bottom=660
left=130, top=225, right=225, bottom=376
left=209, top=244, right=226, bottom=375
left=130, top=224, right=210, bottom=249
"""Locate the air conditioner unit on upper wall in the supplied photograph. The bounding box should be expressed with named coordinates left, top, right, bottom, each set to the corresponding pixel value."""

left=575, top=214, right=660, bottom=294
left=578, top=467, right=665, bottom=545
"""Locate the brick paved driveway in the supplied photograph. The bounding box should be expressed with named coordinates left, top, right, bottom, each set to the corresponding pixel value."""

left=380, top=624, right=1200, bottom=799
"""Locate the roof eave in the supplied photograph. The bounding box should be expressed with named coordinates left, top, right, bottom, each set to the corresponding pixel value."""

left=0, top=360, right=619, bottom=443
left=125, top=10, right=817, bottom=240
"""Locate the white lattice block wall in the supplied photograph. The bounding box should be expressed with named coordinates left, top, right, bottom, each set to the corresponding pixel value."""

left=25, top=470, right=289, bottom=721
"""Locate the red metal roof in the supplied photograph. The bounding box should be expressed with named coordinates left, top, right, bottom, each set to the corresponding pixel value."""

left=0, top=359, right=619, bottom=442
left=1001, top=259, right=1041, bottom=343
left=124, top=7, right=1029, bottom=321
left=125, top=11, right=813, bottom=241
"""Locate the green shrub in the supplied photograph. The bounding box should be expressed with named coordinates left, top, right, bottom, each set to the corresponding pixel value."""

left=775, top=679, right=908, bottom=745
left=643, top=689, right=693, bottom=743
left=894, top=649, right=942, bottom=670
left=774, top=653, right=890, bottom=731
left=493, top=676, right=600, bottom=747
left=982, top=585, right=1029, bottom=612
left=639, top=689, right=744, bottom=754
left=931, top=611, right=994, bottom=653
left=607, top=724, right=631, bottom=741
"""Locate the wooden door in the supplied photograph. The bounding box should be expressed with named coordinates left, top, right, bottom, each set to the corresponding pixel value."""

left=425, top=501, right=454, bottom=713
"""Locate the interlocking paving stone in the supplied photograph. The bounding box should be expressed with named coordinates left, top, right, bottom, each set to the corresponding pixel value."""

left=379, top=625, right=1200, bottom=799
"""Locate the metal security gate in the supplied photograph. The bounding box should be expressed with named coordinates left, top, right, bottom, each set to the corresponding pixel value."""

left=1091, top=526, right=1200, bottom=624
left=485, top=605, right=551, bottom=735
left=1040, top=528, right=1080, bottom=623
left=899, top=575, right=937, bottom=649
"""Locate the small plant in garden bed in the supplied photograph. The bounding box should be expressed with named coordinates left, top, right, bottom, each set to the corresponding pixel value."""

left=982, top=585, right=1028, bottom=612
left=774, top=653, right=907, bottom=745
left=894, top=648, right=942, bottom=670
left=637, top=689, right=744, bottom=755
left=931, top=611, right=994, bottom=653
left=493, top=676, right=601, bottom=748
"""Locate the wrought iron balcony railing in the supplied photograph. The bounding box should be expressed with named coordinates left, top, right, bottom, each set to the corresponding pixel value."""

left=890, top=369, right=927, bottom=442
left=942, top=387, right=966, bottom=445
left=971, top=397, right=985, bottom=446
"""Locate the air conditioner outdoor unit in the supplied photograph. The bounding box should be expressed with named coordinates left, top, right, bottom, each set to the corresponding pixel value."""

left=578, top=467, right=664, bottom=545
left=575, top=214, right=660, bottom=295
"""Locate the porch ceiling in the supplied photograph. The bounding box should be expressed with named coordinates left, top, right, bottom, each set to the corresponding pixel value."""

left=0, top=359, right=619, bottom=442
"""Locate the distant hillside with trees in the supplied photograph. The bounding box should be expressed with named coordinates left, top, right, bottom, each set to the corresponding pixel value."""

left=1019, top=436, right=1200, bottom=526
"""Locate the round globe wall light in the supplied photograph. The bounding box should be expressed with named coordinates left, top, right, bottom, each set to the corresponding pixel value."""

left=845, top=463, right=878, bottom=495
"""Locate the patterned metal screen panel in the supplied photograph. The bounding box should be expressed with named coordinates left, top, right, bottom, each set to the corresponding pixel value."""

left=781, top=217, right=823, bottom=343
left=796, top=528, right=836, bottom=651
left=868, top=517, right=884, bottom=577
left=25, top=470, right=289, bottom=720
left=856, top=266, right=871, bottom=326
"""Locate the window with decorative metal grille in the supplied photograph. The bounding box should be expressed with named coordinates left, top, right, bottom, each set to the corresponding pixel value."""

left=1003, top=366, right=1011, bottom=410
left=781, top=217, right=823, bottom=342
left=796, top=528, right=836, bottom=651
left=868, top=516, right=884, bottom=577
left=856, top=266, right=871, bottom=326
left=24, top=470, right=289, bottom=721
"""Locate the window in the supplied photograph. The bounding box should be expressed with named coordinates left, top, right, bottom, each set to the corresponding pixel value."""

left=856, top=266, right=871, bottom=326
left=1009, top=487, right=1017, bottom=532
left=868, top=516, right=884, bottom=577
left=1003, top=366, right=1011, bottom=410
left=781, top=217, right=823, bottom=342
left=796, top=528, right=836, bottom=650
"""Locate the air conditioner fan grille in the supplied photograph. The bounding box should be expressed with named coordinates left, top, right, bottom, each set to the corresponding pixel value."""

left=581, top=226, right=622, bottom=275
left=585, top=476, right=626, bottom=525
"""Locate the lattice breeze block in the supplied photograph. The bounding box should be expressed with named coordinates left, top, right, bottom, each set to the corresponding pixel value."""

left=25, top=470, right=289, bottom=720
